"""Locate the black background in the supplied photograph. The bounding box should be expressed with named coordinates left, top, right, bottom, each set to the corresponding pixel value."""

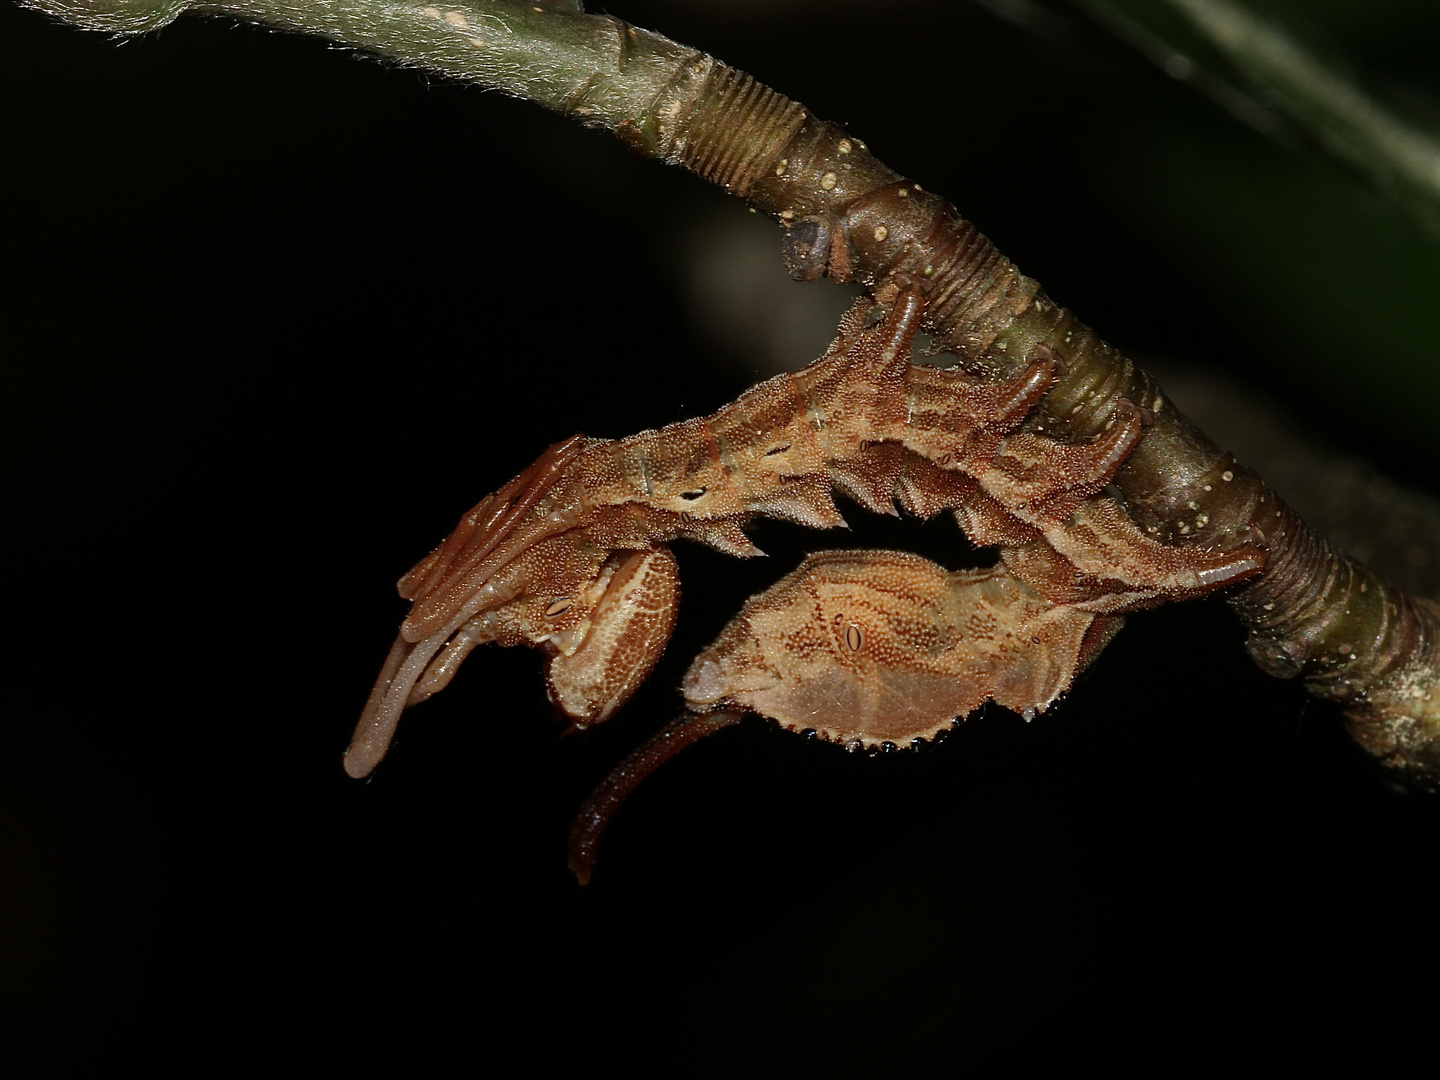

left=7, top=0, right=1438, bottom=1072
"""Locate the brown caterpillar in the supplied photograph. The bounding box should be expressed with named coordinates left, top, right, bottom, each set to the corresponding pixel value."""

left=344, top=289, right=1263, bottom=779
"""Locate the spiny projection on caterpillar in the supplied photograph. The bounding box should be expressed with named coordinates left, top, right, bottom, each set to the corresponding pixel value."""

left=345, top=286, right=1264, bottom=873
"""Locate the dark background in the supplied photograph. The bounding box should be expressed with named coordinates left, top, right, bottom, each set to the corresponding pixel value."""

left=6, top=0, right=1438, bottom=1071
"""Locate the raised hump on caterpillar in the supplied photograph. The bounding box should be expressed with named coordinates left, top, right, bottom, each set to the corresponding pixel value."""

left=345, top=284, right=1264, bottom=796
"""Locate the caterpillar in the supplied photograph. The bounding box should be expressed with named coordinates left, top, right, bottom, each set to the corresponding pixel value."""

left=344, top=287, right=1262, bottom=779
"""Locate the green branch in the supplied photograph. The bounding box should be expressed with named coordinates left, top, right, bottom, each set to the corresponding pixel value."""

left=37, top=0, right=706, bottom=128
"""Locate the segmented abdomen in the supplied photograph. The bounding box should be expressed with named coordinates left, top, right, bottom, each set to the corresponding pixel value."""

left=565, top=294, right=1076, bottom=549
